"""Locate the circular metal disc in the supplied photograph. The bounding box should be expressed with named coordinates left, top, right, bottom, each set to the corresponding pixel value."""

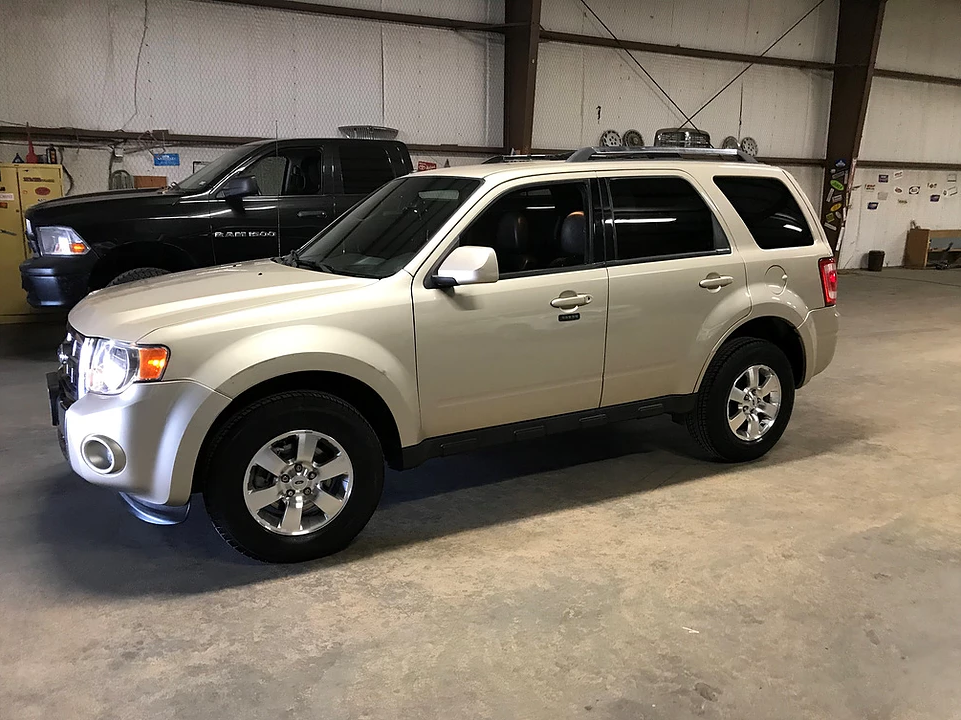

left=599, top=130, right=622, bottom=147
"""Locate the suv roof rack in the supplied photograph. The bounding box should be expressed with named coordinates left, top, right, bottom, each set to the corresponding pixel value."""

left=566, top=146, right=759, bottom=164
left=483, top=152, right=574, bottom=164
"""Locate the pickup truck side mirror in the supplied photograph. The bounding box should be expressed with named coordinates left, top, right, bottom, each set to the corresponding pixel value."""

left=433, top=245, right=499, bottom=288
left=220, top=175, right=259, bottom=199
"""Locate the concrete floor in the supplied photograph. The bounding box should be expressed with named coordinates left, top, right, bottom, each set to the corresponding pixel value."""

left=1, top=269, right=960, bottom=720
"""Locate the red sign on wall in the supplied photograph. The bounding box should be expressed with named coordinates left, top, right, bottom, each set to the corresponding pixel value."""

left=417, top=161, right=437, bottom=172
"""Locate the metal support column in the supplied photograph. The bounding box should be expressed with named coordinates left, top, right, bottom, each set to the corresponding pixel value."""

left=820, top=0, right=887, bottom=251
left=504, top=0, right=542, bottom=154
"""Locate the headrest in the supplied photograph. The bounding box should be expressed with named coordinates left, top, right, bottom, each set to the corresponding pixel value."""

left=496, top=212, right=529, bottom=252
left=560, top=211, right=587, bottom=256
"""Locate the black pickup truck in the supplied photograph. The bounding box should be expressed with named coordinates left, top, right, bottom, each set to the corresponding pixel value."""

left=20, top=138, right=413, bottom=307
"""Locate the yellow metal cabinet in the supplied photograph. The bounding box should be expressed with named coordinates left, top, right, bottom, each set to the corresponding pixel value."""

left=0, top=163, right=63, bottom=321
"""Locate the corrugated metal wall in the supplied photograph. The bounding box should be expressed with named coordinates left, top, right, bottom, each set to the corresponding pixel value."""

left=840, top=0, right=961, bottom=269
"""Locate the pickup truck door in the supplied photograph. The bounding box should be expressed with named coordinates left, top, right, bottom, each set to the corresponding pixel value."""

left=332, top=142, right=409, bottom=215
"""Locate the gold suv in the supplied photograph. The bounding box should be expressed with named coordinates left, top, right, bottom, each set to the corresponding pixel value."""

left=47, top=147, right=839, bottom=562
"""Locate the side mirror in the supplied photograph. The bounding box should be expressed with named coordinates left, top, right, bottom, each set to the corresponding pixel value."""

left=433, top=245, right=499, bottom=288
left=221, top=175, right=259, bottom=199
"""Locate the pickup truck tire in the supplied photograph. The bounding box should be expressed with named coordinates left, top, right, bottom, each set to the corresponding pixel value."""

left=107, top=267, right=170, bottom=286
left=202, top=390, right=385, bottom=563
left=686, top=337, right=795, bottom=463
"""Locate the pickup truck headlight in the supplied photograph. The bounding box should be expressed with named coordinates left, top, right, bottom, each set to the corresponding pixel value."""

left=36, top=226, right=89, bottom=256
left=82, top=339, right=169, bottom=396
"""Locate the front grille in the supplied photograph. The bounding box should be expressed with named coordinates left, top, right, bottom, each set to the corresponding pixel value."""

left=57, top=327, right=84, bottom=404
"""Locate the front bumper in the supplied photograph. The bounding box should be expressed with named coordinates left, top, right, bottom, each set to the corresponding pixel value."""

left=20, top=254, right=97, bottom=308
left=51, top=375, right=231, bottom=506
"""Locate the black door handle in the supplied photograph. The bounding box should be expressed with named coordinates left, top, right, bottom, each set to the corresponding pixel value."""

left=297, top=210, right=328, bottom=218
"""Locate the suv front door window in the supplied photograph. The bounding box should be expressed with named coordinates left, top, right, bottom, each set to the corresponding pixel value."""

left=412, top=178, right=609, bottom=437
left=601, top=174, right=750, bottom=406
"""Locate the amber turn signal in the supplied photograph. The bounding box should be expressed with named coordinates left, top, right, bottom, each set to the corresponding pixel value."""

left=138, top=346, right=169, bottom=381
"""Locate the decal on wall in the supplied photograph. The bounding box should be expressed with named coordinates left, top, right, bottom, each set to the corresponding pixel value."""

left=878, top=191, right=889, bottom=201
left=898, top=199, right=909, bottom=205
left=894, top=170, right=904, bottom=179
left=825, top=212, right=835, bottom=222
left=949, top=173, right=957, bottom=183
left=930, top=194, right=941, bottom=203
left=949, top=186, right=959, bottom=197
left=928, top=183, right=938, bottom=189
left=894, top=187, right=903, bottom=194
left=878, top=174, right=889, bottom=183
left=830, top=179, right=844, bottom=191
left=865, top=183, right=876, bottom=192
left=909, top=186, right=921, bottom=195
left=867, top=202, right=879, bottom=210
left=824, top=222, right=838, bottom=231
left=830, top=202, right=842, bottom=212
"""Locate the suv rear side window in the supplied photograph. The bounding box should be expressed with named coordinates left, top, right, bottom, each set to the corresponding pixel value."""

left=340, top=144, right=395, bottom=195
left=608, top=177, right=724, bottom=262
left=714, top=176, right=814, bottom=249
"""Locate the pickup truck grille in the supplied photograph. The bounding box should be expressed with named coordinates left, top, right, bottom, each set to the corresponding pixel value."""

left=57, top=327, right=84, bottom=404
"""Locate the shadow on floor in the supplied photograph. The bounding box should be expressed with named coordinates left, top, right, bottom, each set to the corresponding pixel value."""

left=30, top=407, right=878, bottom=599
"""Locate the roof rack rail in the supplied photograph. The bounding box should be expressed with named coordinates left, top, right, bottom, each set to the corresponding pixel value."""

left=483, top=152, right=574, bottom=164
left=566, top=146, right=759, bottom=163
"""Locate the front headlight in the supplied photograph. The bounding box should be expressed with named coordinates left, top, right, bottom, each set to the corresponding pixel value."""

left=81, top=338, right=169, bottom=396
left=36, top=226, right=89, bottom=256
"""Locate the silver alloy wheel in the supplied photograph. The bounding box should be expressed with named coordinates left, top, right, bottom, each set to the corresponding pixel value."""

left=243, top=430, right=354, bottom=536
left=727, top=365, right=782, bottom=442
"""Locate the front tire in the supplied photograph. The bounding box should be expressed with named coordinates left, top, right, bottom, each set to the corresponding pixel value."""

left=107, top=267, right=170, bottom=286
left=202, top=391, right=385, bottom=563
left=686, top=338, right=796, bottom=462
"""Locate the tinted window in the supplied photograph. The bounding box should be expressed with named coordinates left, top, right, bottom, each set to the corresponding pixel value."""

left=340, top=144, right=395, bottom=195
left=714, top=176, right=814, bottom=249
left=609, top=177, right=720, bottom=261
left=461, top=181, right=590, bottom=275
left=246, top=155, right=288, bottom=196
left=176, top=145, right=255, bottom=192
left=297, top=176, right=480, bottom=278
left=286, top=151, right=324, bottom=196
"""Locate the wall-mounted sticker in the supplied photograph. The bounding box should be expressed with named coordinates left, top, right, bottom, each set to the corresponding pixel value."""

left=0, top=193, right=14, bottom=202
left=949, top=186, right=959, bottom=197
left=898, top=199, right=909, bottom=205
left=824, top=222, right=838, bottom=231
left=865, top=183, right=877, bottom=192
left=894, top=170, right=904, bottom=179
left=830, top=202, right=842, bottom=212
left=836, top=208, right=844, bottom=221
left=868, top=202, right=879, bottom=210
left=153, top=152, right=180, bottom=167
left=894, top=187, right=903, bottom=194
left=931, top=194, right=941, bottom=203
left=909, top=186, right=921, bottom=195
left=878, top=191, right=889, bottom=201
left=835, top=159, right=847, bottom=169
left=879, top=174, right=889, bottom=183
left=928, top=182, right=938, bottom=189
left=949, top=173, right=957, bottom=183
left=830, top=179, right=844, bottom=191
left=825, top=212, right=835, bottom=222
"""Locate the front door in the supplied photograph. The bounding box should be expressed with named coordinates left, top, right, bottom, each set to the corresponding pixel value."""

left=600, top=173, right=750, bottom=405
left=412, top=177, right=609, bottom=439
left=211, top=152, right=288, bottom=263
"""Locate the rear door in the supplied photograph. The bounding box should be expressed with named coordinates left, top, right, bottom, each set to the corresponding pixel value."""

left=600, top=172, right=750, bottom=406
left=333, top=143, right=407, bottom=215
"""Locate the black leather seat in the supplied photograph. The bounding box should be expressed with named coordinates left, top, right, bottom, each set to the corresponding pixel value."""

left=550, top=211, right=587, bottom=267
left=495, top=213, right=537, bottom=273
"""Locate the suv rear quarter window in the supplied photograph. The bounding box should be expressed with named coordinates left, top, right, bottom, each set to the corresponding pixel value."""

left=607, top=177, right=727, bottom=262
left=713, top=176, right=814, bottom=249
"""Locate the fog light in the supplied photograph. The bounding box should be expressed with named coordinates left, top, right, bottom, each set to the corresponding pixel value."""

left=81, top=435, right=126, bottom=474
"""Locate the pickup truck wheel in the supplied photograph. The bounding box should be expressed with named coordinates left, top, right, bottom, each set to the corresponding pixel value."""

left=686, top=338, right=795, bottom=462
left=202, top=391, right=385, bottom=563
left=107, top=267, right=170, bottom=286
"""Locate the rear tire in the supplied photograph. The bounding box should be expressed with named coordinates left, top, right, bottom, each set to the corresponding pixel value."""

left=107, top=267, right=170, bottom=286
left=686, top=338, right=795, bottom=462
left=202, top=391, right=385, bottom=563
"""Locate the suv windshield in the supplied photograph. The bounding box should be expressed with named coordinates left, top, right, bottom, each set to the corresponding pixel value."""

left=293, top=176, right=481, bottom=278
left=175, top=144, right=259, bottom=192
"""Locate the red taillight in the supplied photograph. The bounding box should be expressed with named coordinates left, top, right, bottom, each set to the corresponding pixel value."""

left=819, top=257, right=838, bottom=306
